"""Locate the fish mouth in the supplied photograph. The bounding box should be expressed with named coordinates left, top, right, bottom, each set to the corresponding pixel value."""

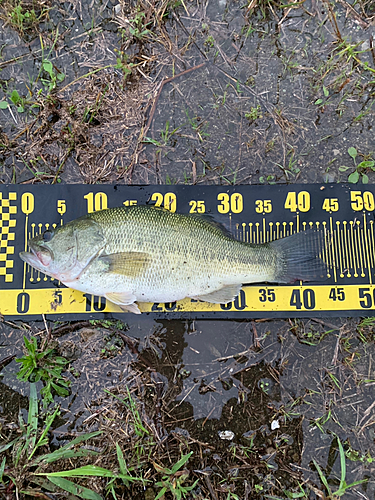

left=19, top=244, right=53, bottom=270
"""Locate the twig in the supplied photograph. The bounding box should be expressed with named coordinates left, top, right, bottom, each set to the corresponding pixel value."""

left=0, top=355, right=16, bottom=370
left=204, top=476, right=219, bottom=500
left=127, top=62, right=207, bottom=182
left=335, top=0, right=370, bottom=29
left=51, top=321, right=92, bottom=337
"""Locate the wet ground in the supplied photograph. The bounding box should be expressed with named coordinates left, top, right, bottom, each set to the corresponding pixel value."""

left=1, top=0, right=375, bottom=498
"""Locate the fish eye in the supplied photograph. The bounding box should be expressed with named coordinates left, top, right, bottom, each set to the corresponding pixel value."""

left=42, top=229, right=54, bottom=242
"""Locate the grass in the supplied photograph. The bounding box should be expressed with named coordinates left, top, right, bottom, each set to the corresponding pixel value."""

left=312, top=437, right=367, bottom=498
left=0, top=0, right=49, bottom=36
left=0, top=383, right=103, bottom=498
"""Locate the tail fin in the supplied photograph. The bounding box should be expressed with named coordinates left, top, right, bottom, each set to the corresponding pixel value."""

left=270, top=230, right=327, bottom=283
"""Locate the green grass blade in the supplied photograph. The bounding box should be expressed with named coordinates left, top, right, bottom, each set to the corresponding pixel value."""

left=115, top=443, right=127, bottom=476
left=0, top=436, right=21, bottom=454
left=171, top=451, right=193, bottom=474
left=312, top=459, right=332, bottom=496
left=37, top=465, right=140, bottom=479
left=337, top=437, right=346, bottom=489
left=29, top=406, right=60, bottom=461
left=47, top=476, right=102, bottom=499
left=40, top=449, right=99, bottom=465
left=26, top=383, right=38, bottom=451
left=154, top=486, right=167, bottom=500
left=39, top=431, right=102, bottom=464
left=37, top=465, right=116, bottom=477
left=0, top=456, right=6, bottom=482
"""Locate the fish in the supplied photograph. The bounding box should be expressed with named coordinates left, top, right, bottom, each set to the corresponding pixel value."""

left=19, top=205, right=326, bottom=314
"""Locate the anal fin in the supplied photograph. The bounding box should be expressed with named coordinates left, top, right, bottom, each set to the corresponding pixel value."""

left=192, top=284, right=242, bottom=304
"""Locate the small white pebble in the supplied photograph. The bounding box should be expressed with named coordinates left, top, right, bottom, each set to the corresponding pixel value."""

left=218, top=430, right=235, bottom=440
left=271, top=419, right=280, bottom=430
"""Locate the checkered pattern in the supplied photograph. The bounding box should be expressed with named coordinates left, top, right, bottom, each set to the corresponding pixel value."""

left=0, top=192, right=17, bottom=282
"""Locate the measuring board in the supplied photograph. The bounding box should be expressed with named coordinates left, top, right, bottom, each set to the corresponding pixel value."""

left=1, top=184, right=375, bottom=319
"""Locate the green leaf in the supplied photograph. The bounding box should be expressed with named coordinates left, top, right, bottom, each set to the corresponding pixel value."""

left=38, top=465, right=122, bottom=477
left=337, top=437, right=346, bottom=489
left=39, top=449, right=98, bottom=465
left=348, top=171, right=360, bottom=183
left=155, top=486, right=168, bottom=500
left=312, top=459, right=332, bottom=496
left=339, top=165, right=350, bottom=172
left=170, top=452, right=193, bottom=474
left=0, top=436, right=21, bottom=454
left=10, top=90, right=21, bottom=105
left=42, top=61, right=53, bottom=75
left=38, top=431, right=102, bottom=464
left=357, top=161, right=375, bottom=169
left=348, top=147, right=357, bottom=160
left=29, top=406, right=60, bottom=461
left=47, top=476, right=102, bottom=500
left=0, top=456, right=6, bottom=482
left=362, top=174, right=369, bottom=184
left=323, top=85, right=329, bottom=97
left=315, top=99, right=323, bottom=105
left=0, top=101, right=8, bottom=109
left=116, top=443, right=127, bottom=476
left=26, top=383, right=38, bottom=450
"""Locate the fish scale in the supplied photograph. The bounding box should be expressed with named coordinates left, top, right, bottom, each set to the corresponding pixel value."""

left=20, top=205, right=325, bottom=314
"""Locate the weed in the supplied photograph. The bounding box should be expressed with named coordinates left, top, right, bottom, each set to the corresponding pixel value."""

left=259, top=174, right=276, bottom=184
left=0, top=383, right=102, bottom=498
left=16, top=336, right=70, bottom=407
left=119, top=6, right=152, bottom=42
left=275, top=149, right=300, bottom=181
left=114, top=50, right=134, bottom=78
left=245, top=104, right=262, bottom=121
left=160, top=120, right=181, bottom=145
left=144, top=120, right=181, bottom=148
left=154, top=451, right=198, bottom=500
left=339, top=147, right=375, bottom=183
left=1, top=0, right=48, bottom=36
left=185, top=109, right=210, bottom=141
left=345, top=444, right=374, bottom=464
left=312, top=436, right=367, bottom=498
left=204, top=35, right=215, bottom=48
left=315, top=85, right=330, bottom=107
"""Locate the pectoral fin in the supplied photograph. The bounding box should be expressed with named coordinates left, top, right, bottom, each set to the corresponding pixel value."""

left=105, top=292, right=141, bottom=314
left=99, top=252, right=151, bottom=277
left=192, top=284, right=242, bottom=304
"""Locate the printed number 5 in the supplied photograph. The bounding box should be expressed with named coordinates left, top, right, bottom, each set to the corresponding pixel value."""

left=57, top=200, right=66, bottom=215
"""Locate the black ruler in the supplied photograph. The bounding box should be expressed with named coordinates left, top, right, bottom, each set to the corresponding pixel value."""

left=0, top=184, right=374, bottom=319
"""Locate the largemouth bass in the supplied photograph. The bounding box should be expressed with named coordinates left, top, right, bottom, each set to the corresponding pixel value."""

left=19, top=205, right=326, bottom=314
